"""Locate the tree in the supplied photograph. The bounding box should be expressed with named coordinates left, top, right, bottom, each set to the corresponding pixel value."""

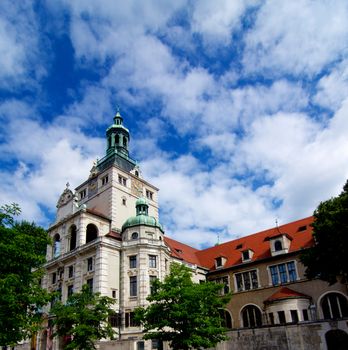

left=135, top=263, right=231, bottom=350
left=301, top=179, right=348, bottom=284
left=51, top=284, right=116, bottom=350
left=0, top=204, right=51, bottom=346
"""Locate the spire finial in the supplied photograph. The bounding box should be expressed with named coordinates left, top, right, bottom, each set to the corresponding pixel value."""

left=66, top=182, right=70, bottom=189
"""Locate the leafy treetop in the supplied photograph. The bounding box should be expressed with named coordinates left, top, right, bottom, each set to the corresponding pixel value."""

left=135, top=263, right=231, bottom=350
left=301, top=179, right=348, bottom=284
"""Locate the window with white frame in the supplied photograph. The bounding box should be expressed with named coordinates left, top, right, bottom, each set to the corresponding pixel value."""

left=102, top=174, right=109, bottom=186
left=118, top=174, right=127, bottom=186
left=235, top=270, right=259, bottom=292
left=269, top=261, right=297, bottom=286
left=149, top=255, right=157, bottom=268
left=321, top=293, right=348, bottom=319
left=130, top=276, right=137, bottom=297
left=79, top=189, right=87, bottom=199
left=146, top=189, right=153, bottom=200
left=214, top=276, right=230, bottom=295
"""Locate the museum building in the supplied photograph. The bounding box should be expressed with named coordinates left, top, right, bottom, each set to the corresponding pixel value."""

left=34, top=111, right=348, bottom=350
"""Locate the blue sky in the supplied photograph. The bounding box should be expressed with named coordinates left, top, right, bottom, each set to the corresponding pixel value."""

left=1, top=0, right=348, bottom=248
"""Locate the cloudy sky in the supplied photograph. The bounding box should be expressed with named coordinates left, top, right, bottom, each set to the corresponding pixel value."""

left=1, top=0, right=348, bottom=248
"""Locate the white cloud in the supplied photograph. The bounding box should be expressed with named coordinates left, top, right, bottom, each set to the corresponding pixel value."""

left=243, top=0, right=348, bottom=76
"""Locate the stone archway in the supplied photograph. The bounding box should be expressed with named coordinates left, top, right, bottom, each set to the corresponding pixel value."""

left=325, top=329, right=348, bottom=350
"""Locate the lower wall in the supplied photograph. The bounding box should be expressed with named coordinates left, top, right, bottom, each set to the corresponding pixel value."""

left=14, top=319, right=348, bottom=350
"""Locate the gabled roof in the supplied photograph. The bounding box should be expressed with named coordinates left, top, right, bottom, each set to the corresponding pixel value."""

left=164, top=216, right=314, bottom=271
left=265, top=287, right=311, bottom=303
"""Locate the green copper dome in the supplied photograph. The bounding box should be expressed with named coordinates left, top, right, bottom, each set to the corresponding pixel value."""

left=122, top=214, right=164, bottom=232
left=122, top=196, right=164, bottom=232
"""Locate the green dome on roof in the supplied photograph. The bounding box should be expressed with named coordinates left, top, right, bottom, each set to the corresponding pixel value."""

left=122, top=214, right=164, bottom=232
left=122, top=196, right=164, bottom=232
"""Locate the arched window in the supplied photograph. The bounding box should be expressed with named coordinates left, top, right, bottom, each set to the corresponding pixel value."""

left=321, top=293, right=348, bottom=319
left=69, top=225, right=77, bottom=251
left=325, top=329, right=348, bottom=350
left=115, top=135, right=120, bottom=145
left=107, top=136, right=111, bottom=149
left=241, top=305, right=262, bottom=328
left=86, top=224, right=98, bottom=244
left=135, top=170, right=139, bottom=177
left=274, top=240, right=282, bottom=251
left=123, top=137, right=127, bottom=147
left=219, top=309, right=233, bottom=329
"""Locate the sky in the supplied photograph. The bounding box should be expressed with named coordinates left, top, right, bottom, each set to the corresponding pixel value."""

left=1, top=0, right=348, bottom=249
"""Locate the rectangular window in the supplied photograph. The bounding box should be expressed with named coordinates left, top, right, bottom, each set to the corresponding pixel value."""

left=130, top=276, right=137, bottom=297
left=87, top=257, right=93, bottom=272
left=302, top=309, right=309, bottom=321
left=52, top=272, right=57, bottom=285
left=269, top=261, right=297, bottom=286
left=235, top=270, right=259, bottom=291
left=102, top=174, right=109, bottom=186
left=149, top=275, right=157, bottom=295
left=112, top=290, right=117, bottom=299
left=109, top=313, right=120, bottom=328
left=86, top=278, right=93, bottom=293
left=215, top=257, right=222, bottom=267
left=149, top=255, right=157, bottom=268
left=269, top=312, right=274, bottom=325
left=278, top=311, right=286, bottom=324
left=214, top=276, right=230, bottom=295
left=68, top=265, right=74, bottom=278
left=146, top=189, right=153, bottom=200
left=67, top=284, right=74, bottom=297
left=80, top=189, right=87, bottom=199
left=290, top=310, right=299, bottom=323
left=129, top=255, right=137, bottom=269
left=125, top=312, right=140, bottom=327
left=118, top=175, right=127, bottom=186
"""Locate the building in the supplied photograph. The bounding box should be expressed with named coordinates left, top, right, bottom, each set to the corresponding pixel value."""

left=36, top=111, right=347, bottom=350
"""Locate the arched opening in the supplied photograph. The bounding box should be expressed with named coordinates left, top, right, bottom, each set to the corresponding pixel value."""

left=86, top=224, right=98, bottom=243
left=69, top=225, right=77, bottom=251
left=53, top=234, right=61, bottom=258
left=274, top=240, right=282, bottom=251
left=326, top=329, right=348, bottom=350
left=115, top=134, right=120, bottom=145
left=321, top=292, right=348, bottom=319
left=219, top=309, right=233, bottom=329
left=241, top=305, right=262, bottom=328
left=135, top=170, right=139, bottom=177
left=123, top=137, right=127, bottom=147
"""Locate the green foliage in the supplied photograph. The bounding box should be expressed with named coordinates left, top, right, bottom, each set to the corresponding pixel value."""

left=301, top=179, right=348, bottom=284
left=51, top=284, right=116, bottom=350
left=0, top=204, right=51, bottom=346
left=135, top=263, right=231, bottom=350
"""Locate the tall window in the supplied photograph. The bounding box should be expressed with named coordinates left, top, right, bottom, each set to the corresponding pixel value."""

left=149, top=275, right=157, bottom=295
left=67, top=285, right=74, bottom=298
left=241, top=305, right=262, bottom=328
left=87, top=257, right=93, bottom=272
left=86, top=278, right=93, bottom=293
left=130, top=276, right=137, bottom=297
left=235, top=270, right=259, bottom=292
left=86, top=224, right=98, bottom=243
left=269, top=261, right=297, bottom=286
left=129, top=255, right=137, bottom=269
left=68, top=265, right=74, bottom=278
left=274, top=240, right=283, bottom=251
left=79, top=189, right=87, bottom=200
left=125, top=312, right=140, bottom=327
left=321, top=293, right=348, bottom=319
left=149, top=255, right=157, bottom=268
left=53, top=234, right=61, bottom=258
left=146, top=190, right=153, bottom=200
left=102, top=174, right=109, bottom=186
left=118, top=175, right=127, bottom=186
left=69, top=225, right=77, bottom=251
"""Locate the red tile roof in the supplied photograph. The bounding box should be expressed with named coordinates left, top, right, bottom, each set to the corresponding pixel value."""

left=105, top=230, right=122, bottom=240
left=165, top=216, right=314, bottom=270
left=164, top=236, right=203, bottom=266
left=265, top=287, right=311, bottom=303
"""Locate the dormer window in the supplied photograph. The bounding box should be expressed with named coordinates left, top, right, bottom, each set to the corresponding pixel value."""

left=215, top=255, right=227, bottom=269
left=241, top=249, right=254, bottom=262
left=274, top=240, right=282, bottom=251
left=269, top=233, right=292, bottom=256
